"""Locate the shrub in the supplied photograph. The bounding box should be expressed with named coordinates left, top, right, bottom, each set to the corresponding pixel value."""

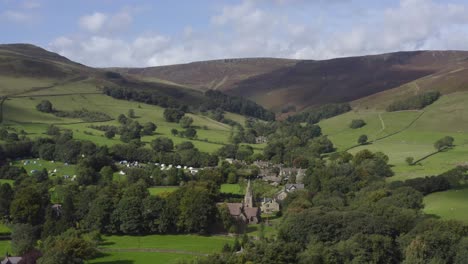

left=349, top=119, right=366, bottom=129
left=358, top=134, right=368, bottom=145
left=36, top=100, right=53, bottom=113
left=434, top=136, right=454, bottom=151
left=54, top=109, right=112, bottom=122
left=406, top=157, right=414, bottom=165
left=164, top=108, right=185, bottom=123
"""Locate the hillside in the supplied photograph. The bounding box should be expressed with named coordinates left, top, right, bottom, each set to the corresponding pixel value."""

left=112, top=58, right=298, bottom=91
left=353, top=54, right=468, bottom=110
left=319, top=91, right=468, bottom=180
left=4, top=44, right=468, bottom=114
left=0, top=44, right=258, bottom=154
left=119, top=50, right=468, bottom=112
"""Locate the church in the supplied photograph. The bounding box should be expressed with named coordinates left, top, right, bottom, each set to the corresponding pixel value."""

left=225, top=180, right=261, bottom=224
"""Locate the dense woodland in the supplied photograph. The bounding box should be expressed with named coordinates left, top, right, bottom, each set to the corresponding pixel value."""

left=386, top=91, right=441, bottom=112
left=287, top=103, right=351, bottom=124
left=103, top=86, right=275, bottom=121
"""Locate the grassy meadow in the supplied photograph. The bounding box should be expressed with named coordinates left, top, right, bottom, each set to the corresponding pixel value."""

left=1, top=80, right=245, bottom=153
left=148, top=186, right=179, bottom=196
left=220, top=183, right=244, bottom=195
left=320, top=92, right=468, bottom=181
left=424, top=188, right=468, bottom=223
left=0, top=240, right=11, bottom=254
left=90, top=234, right=234, bottom=264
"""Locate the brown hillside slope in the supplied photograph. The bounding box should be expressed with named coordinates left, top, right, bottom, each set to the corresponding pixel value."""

left=125, top=50, right=468, bottom=111
left=0, top=43, right=94, bottom=78
left=353, top=54, right=468, bottom=109
left=0, top=44, right=206, bottom=104
left=229, top=51, right=468, bottom=111
left=113, top=58, right=298, bottom=91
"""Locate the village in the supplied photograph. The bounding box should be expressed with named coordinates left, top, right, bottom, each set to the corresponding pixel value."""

left=19, top=156, right=306, bottom=230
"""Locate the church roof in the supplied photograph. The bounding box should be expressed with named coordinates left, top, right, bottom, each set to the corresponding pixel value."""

left=244, top=207, right=260, bottom=219
left=226, top=203, right=243, bottom=216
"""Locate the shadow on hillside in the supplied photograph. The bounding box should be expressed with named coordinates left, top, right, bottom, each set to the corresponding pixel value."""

left=93, top=260, right=134, bottom=264
left=424, top=213, right=442, bottom=220
left=99, top=241, right=116, bottom=247
left=93, top=252, right=134, bottom=264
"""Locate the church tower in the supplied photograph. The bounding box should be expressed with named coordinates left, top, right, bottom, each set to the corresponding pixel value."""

left=244, top=179, right=254, bottom=208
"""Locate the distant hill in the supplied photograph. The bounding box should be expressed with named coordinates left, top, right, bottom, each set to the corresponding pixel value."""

left=0, top=44, right=215, bottom=99
left=2, top=43, right=468, bottom=115
left=0, top=44, right=273, bottom=120
left=118, top=51, right=468, bottom=112
left=112, top=58, right=298, bottom=91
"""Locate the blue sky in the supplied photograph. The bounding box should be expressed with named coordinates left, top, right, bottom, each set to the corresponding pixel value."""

left=2, top=0, right=468, bottom=67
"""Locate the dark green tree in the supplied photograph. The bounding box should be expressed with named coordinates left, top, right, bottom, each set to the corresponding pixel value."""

left=179, top=116, right=193, bottom=128
left=36, top=100, right=54, bottom=113
left=151, top=137, right=174, bottom=152
left=11, top=223, right=37, bottom=255
left=358, top=134, right=368, bottom=145
left=142, top=122, right=157, bottom=135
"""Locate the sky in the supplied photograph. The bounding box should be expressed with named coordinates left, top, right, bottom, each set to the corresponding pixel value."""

left=2, top=0, right=468, bottom=67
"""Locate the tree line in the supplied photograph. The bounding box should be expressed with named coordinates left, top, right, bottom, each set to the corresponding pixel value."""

left=103, top=86, right=275, bottom=121
left=287, top=103, right=351, bottom=124
left=386, top=91, right=441, bottom=112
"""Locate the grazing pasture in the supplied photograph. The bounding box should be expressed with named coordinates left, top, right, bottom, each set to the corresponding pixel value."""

left=2, top=89, right=241, bottom=153
left=320, top=92, right=468, bottom=181
left=424, top=188, right=468, bottom=223
left=90, top=234, right=234, bottom=264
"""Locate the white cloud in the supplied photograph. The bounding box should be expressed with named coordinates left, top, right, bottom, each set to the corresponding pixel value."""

left=79, top=12, right=108, bottom=33
left=78, top=10, right=133, bottom=34
left=50, top=0, right=468, bottom=67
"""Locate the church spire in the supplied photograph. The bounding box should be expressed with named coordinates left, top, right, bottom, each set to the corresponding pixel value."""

left=244, top=179, right=254, bottom=208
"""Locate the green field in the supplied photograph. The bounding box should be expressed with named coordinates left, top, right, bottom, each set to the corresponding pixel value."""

left=0, top=223, right=11, bottom=234
left=0, top=76, right=57, bottom=96
left=0, top=240, right=11, bottom=254
left=2, top=88, right=241, bottom=153
left=320, top=92, right=468, bottom=181
left=90, top=252, right=195, bottom=264
left=0, top=179, right=14, bottom=185
left=220, top=184, right=244, bottom=195
left=90, top=234, right=233, bottom=264
left=148, top=186, right=179, bottom=196
left=424, top=188, right=468, bottom=223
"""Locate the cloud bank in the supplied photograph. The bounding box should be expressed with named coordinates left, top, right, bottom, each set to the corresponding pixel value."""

left=49, top=0, right=468, bottom=67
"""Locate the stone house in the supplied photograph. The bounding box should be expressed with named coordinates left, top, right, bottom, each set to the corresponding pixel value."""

left=276, top=184, right=305, bottom=201
left=279, top=168, right=306, bottom=184
left=260, top=198, right=280, bottom=214
left=255, top=136, right=268, bottom=144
